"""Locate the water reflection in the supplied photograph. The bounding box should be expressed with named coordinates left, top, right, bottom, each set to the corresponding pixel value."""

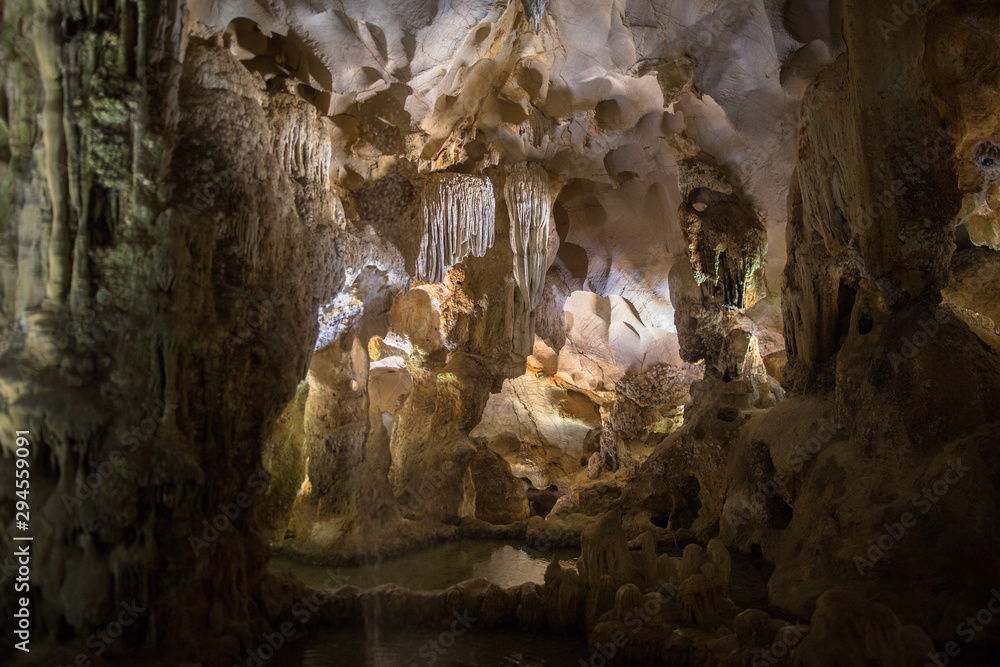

left=270, top=540, right=579, bottom=591
left=271, top=627, right=588, bottom=667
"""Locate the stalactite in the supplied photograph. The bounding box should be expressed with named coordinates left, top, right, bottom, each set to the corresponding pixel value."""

left=416, top=173, right=497, bottom=284
left=521, top=0, right=549, bottom=34
left=268, top=99, right=332, bottom=184
left=505, top=162, right=551, bottom=308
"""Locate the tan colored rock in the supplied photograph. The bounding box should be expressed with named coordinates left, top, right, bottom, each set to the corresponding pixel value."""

left=12, top=0, right=1000, bottom=662
left=677, top=160, right=768, bottom=311
left=478, top=583, right=516, bottom=628
left=792, top=590, right=933, bottom=667
left=260, top=382, right=309, bottom=538
left=472, top=371, right=600, bottom=489
left=632, top=532, right=661, bottom=592
left=706, top=538, right=731, bottom=591
left=585, top=574, right=617, bottom=632
left=680, top=543, right=705, bottom=581
left=470, top=449, right=531, bottom=525
left=515, top=581, right=547, bottom=630
left=733, top=608, right=778, bottom=649
left=578, top=512, right=639, bottom=591
left=543, top=559, right=586, bottom=634
left=657, top=554, right=680, bottom=586
left=944, top=247, right=1000, bottom=331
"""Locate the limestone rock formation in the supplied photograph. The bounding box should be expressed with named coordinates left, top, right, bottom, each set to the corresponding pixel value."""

left=470, top=448, right=531, bottom=525
left=677, top=157, right=768, bottom=311
left=792, top=590, right=935, bottom=667
left=417, top=173, right=496, bottom=284
left=506, top=162, right=553, bottom=308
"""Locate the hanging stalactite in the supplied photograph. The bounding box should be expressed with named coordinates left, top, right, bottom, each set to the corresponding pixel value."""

left=520, top=0, right=549, bottom=34
left=268, top=97, right=333, bottom=185
left=505, top=162, right=551, bottom=308
left=416, top=173, right=497, bottom=284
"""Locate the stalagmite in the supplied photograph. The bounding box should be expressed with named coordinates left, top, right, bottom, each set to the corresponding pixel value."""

left=416, top=173, right=497, bottom=284
left=505, top=162, right=552, bottom=307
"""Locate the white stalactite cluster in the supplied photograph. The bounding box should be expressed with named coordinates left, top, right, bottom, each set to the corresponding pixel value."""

left=270, top=102, right=332, bottom=184
left=506, top=162, right=552, bottom=307
left=417, top=173, right=497, bottom=283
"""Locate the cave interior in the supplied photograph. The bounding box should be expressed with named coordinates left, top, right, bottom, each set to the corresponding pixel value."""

left=2, top=0, right=1000, bottom=665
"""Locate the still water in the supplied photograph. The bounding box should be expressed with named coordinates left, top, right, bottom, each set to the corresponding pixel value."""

left=267, top=541, right=586, bottom=666
left=270, top=538, right=772, bottom=608
left=270, top=627, right=589, bottom=667
left=266, top=539, right=773, bottom=666
left=270, top=540, right=580, bottom=591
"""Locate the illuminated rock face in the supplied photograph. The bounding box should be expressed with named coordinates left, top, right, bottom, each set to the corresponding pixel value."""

left=506, top=162, right=553, bottom=307
left=417, top=174, right=496, bottom=284
left=3, top=0, right=1000, bottom=664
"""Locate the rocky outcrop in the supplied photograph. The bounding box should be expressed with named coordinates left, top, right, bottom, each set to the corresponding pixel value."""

left=677, top=156, right=768, bottom=311
left=715, top=0, right=1000, bottom=648
left=598, top=362, right=701, bottom=472
left=472, top=373, right=600, bottom=489
left=943, top=247, right=1000, bottom=331
left=782, top=0, right=963, bottom=391
left=793, top=590, right=935, bottom=667
left=259, top=382, right=309, bottom=539
left=923, top=1, right=1000, bottom=251
left=0, top=6, right=341, bottom=659
left=470, top=449, right=531, bottom=525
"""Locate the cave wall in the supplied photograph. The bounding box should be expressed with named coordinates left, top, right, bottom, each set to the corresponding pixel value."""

left=0, top=0, right=342, bottom=660
left=610, top=0, right=1000, bottom=651
left=726, top=0, right=1000, bottom=642
left=782, top=0, right=961, bottom=391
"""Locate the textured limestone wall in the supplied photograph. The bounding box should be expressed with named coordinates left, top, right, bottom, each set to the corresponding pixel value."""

left=710, top=0, right=1000, bottom=645
left=0, top=1, right=342, bottom=661
left=172, top=0, right=833, bottom=516
left=783, top=0, right=962, bottom=390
